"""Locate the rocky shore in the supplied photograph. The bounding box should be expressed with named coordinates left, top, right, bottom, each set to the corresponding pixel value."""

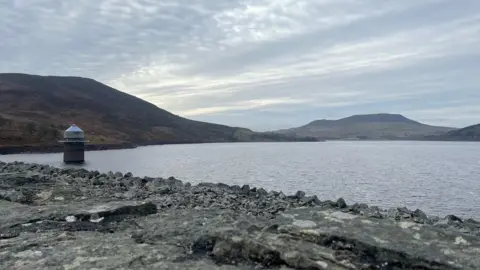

left=1, top=161, right=479, bottom=269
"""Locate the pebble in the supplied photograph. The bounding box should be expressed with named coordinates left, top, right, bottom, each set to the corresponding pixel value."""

left=0, top=161, right=478, bottom=236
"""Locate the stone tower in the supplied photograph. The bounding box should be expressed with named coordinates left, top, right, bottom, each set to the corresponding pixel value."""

left=59, top=124, right=88, bottom=164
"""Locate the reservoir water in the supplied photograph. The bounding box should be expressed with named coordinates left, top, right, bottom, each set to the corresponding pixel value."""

left=1, top=141, right=479, bottom=219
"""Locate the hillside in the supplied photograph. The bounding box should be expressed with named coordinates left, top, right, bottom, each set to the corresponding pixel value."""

left=274, top=113, right=456, bottom=140
left=0, top=73, right=315, bottom=153
left=425, top=123, right=480, bottom=141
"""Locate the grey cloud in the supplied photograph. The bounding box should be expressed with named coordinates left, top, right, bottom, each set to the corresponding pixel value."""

left=0, top=0, right=479, bottom=129
left=179, top=0, right=476, bottom=77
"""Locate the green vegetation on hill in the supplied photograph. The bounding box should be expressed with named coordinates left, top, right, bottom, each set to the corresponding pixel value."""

left=0, top=73, right=315, bottom=152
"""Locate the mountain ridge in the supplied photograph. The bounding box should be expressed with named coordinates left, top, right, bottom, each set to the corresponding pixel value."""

left=275, top=113, right=456, bottom=140
left=0, top=73, right=315, bottom=153
left=425, top=123, right=480, bottom=141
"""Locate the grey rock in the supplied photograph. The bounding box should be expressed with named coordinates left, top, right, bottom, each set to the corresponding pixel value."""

left=388, top=206, right=413, bottom=221
left=267, top=191, right=277, bottom=198
left=122, top=189, right=137, bottom=200
left=120, top=177, right=133, bottom=187
left=0, top=189, right=28, bottom=203
left=363, top=206, right=383, bottom=218
left=257, top=188, right=268, bottom=197
left=240, top=185, right=250, bottom=195
left=467, top=218, right=479, bottom=224
left=0, top=162, right=480, bottom=269
left=91, top=177, right=104, bottom=186
left=300, top=195, right=321, bottom=206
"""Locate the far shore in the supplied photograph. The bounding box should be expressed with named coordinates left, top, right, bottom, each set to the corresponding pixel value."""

left=1, top=136, right=478, bottom=155
left=0, top=140, right=320, bottom=155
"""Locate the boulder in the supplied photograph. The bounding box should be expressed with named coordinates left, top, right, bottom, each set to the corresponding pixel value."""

left=0, top=189, right=28, bottom=204
left=336, top=197, right=347, bottom=209
left=1, top=162, right=479, bottom=269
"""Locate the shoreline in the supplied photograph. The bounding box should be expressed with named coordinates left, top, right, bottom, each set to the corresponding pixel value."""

left=1, top=161, right=477, bottom=221
left=1, top=137, right=478, bottom=156
left=0, top=140, right=321, bottom=156
left=1, top=161, right=480, bottom=269
left=0, top=140, right=227, bottom=155
left=0, top=142, right=138, bottom=155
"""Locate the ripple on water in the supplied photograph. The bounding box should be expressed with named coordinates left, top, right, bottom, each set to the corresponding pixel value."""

left=1, top=141, right=480, bottom=219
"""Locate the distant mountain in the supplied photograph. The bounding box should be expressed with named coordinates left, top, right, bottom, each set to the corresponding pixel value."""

left=425, top=123, right=480, bottom=141
left=274, top=113, right=456, bottom=140
left=0, top=73, right=315, bottom=153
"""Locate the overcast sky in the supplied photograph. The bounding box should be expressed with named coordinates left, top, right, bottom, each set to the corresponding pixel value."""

left=1, top=0, right=479, bottom=130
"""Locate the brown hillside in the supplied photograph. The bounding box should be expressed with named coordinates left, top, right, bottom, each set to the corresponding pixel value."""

left=0, top=73, right=314, bottom=150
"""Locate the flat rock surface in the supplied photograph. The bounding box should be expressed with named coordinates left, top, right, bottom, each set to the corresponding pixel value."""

left=1, top=161, right=480, bottom=269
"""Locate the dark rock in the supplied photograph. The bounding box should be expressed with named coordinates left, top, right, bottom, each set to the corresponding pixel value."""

left=412, top=209, right=428, bottom=223
left=192, top=235, right=216, bottom=254
left=446, top=214, right=464, bottom=224
left=336, top=197, right=347, bottom=209
left=270, top=207, right=286, bottom=215
left=166, top=177, right=183, bottom=187
left=230, top=185, right=241, bottom=192
left=158, top=187, right=171, bottom=195
left=257, top=188, right=268, bottom=197
left=91, top=177, right=104, bottom=186
left=124, top=172, right=133, bottom=178
left=349, top=203, right=362, bottom=213
left=262, top=224, right=279, bottom=233
left=294, top=190, right=306, bottom=199
left=301, top=195, right=321, bottom=206
left=86, top=201, right=158, bottom=219
left=215, top=183, right=231, bottom=190
left=0, top=232, right=19, bottom=239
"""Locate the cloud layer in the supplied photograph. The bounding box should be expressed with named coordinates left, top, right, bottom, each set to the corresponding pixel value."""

left=1, top=0, right=479, bottom=130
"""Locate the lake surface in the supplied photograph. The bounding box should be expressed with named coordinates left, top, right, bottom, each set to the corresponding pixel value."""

left=1, top=141, right=479, bottom=219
